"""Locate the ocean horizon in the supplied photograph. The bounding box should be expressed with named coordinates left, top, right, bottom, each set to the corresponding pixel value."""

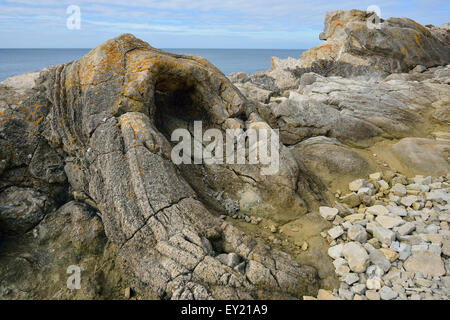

left=0, top=48, right=305, bottom=81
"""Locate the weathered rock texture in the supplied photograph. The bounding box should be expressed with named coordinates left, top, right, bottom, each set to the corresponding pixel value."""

left=0, top=34, right=319, bottom=299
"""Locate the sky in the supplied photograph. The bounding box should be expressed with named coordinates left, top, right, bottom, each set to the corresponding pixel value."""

left=0, top=0, right=449, bottom=49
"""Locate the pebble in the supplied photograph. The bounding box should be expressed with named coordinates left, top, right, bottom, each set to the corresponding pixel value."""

left=328, top=226, right=344, bottom=240
left=388, top=205, right=407, bottom=216
left=379, top=286, right=398, bottom=300
left=301, top=241, right=308, bottom=251
left=349, top=179, right=366, bottom=192
left=367, top=223, right=395, bottom=246
left=124, top=287, right=131, bottom=299
left=341, top=193, right=361, bottom=207
left=339, top=288, right=354, bottom=300
left=366, top=290, right=380, bottom=300
left=317, top=289, right=335, bottom=300
left=366, top=278, right=382, bottom=290
left=392, top=184, right=407, bottom=196
left=375, top=215, right=404, bottom=229
left=344, top=214, right=365, bottom=223
left=351, top=283, right=366, bottom=295
left=404, top=252, right=446, bottom=276
left=328, top=244, right=344, bottom=259
left=369, top=250, right=391, bottom=272
left=342, top=242, right=370, bottom=273
left=366, top=205, right=389, bottom=216
left=333, top=258, right=348, bottom=269
left=319, top=206, right=339, bottom=221
left=341, top=273, right=359, bottom=285
left=398, top=246, right=413, bottom=262
left=336, top=265, right=351, bottom=276
left=369, top=172, right=383, bottom=180
left=347, top=224, right=368, bottom=243
left=379, top=248, right=399, bottom=262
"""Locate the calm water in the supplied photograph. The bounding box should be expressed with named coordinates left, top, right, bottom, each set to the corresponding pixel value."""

left=0, top=48, right=304, bottom=81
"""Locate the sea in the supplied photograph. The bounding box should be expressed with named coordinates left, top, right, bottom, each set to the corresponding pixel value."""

left=0, top=48, right=305, bottom=81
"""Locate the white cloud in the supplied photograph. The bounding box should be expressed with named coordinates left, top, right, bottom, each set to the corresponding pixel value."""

left=1, top=0, right=448, bottom=47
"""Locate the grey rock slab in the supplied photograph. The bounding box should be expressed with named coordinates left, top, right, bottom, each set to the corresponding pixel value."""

left=342, top=242, right=370, bottom=273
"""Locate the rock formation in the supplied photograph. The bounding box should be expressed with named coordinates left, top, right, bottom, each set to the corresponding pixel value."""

left=0, top=9, right=449, bottom=300
left=0, top=34, right=319, bottom=299
left=246, top=9, right=450, bottom=89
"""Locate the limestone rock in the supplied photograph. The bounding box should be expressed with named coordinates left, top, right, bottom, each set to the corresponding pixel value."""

left=0, top=34, right=318, bottom=300
left=341, top=193, right=361, bottom=208
left=379, top=286, right=398, bottom=300
left=328, top=243, right=344, bottom=259
left=347, top=224, right=368, bottom=243
left=369, top=250, right=391, bottom=273
left=328, top=226, right=344, bottom=239
left=375, top=216, right=404, bottom=229
left=404, top=252, right=446, bottom=276
left=379, top=248, right=399, bottom=262
left=366, top=205, right=389, bottom=216
left=317, top=289, right=335, bottom=300
left=342, top=242, right=370, bottom=273
left=391, top=138, right=450, bottom=176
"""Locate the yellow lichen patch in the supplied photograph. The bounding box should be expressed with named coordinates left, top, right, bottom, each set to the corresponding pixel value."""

left=400, top=47, right=410, bottom=57
left=413, top=32, right=424, bottom=51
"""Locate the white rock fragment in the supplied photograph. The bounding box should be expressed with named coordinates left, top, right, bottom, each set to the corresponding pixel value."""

left=369, top=250, right=391, bottom=272
left=319, top=206, right=339, bottom=221
left=366, top=205, right=389, bottom=216
left=375, top=215, right=404, bottom=229
left=369, top=172, right=382, bottom=181
left=397, top=222, right=416, bottom=236
left=379, top=286, right=398, bottom=300
left=367, top=223, right=396, bottom=246
left=391, top=184, right=407, bottom=196
left=386, top=205, right=406, bottom=217
left=328, top=226, right=344, bottom=239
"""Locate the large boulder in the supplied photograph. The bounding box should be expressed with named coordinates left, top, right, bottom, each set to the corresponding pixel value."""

left=257, top=10, right=450, bottom=88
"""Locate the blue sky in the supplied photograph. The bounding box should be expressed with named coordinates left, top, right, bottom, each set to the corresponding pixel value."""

left=0, top=0, right=449, bottom=48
